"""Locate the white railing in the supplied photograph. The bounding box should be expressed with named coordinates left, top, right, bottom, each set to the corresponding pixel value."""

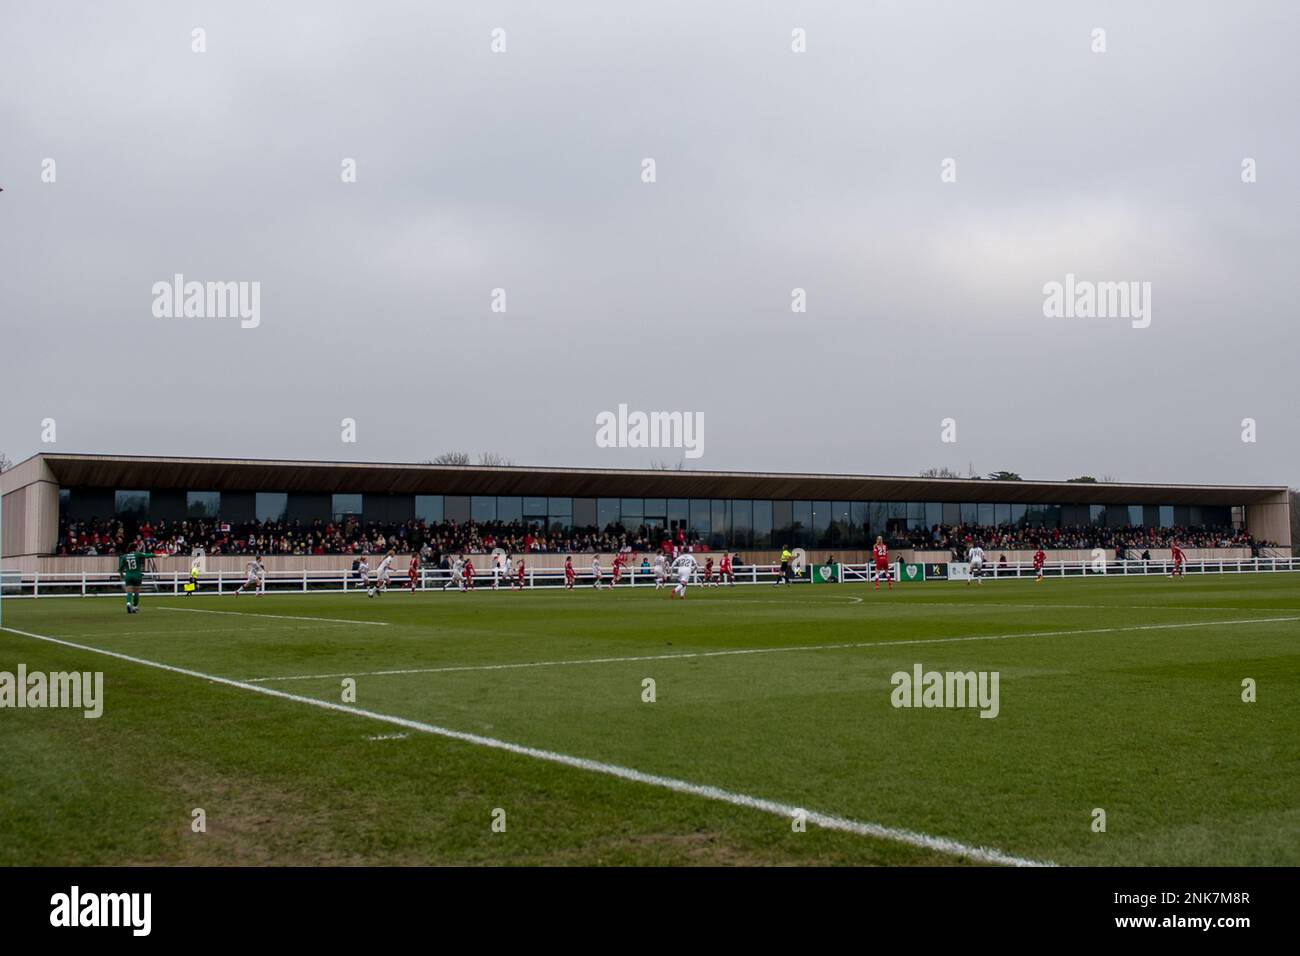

left=978, top=556, right=1300, bottom=578
left=2, top=556, right=1298, bottom=598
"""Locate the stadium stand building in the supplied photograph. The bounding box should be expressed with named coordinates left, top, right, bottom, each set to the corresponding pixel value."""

left=1, top=454, right=1291, bottom=574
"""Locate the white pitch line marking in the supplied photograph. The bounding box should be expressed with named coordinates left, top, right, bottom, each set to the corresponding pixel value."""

left=154, top=606, right=388, bottom=626
left=245, top=615, right=1300, bottom=683
left=0, top=624, right=1049, bottom=867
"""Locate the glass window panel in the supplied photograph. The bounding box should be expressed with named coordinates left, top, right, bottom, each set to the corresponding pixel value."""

left=255, top=492, right=287, bottom=523
left=772, top=500, right=793, bottom=546
left=1089, top=504, right=1105, bottom=526
left=187, top=491, right=221, bottom=518
left=690, top=499, right=711, bottom=537
left=115, top=489, right=149, bottom=517
left=868, top=502, right=889, bottom=535
left=812, top=500, right=832, bottom=547
left=1010, top=503, right=1026, bottom=526
left=1127, top=505, right=1142, bottom=526
left=523, top=496, right=548, bottom=516
left=926, top=502, right=943, bottom=529
left=643, top=498, right=666, bottom=518
left=414, top=495, right=443, bottom=523
left=752, top=500, right=773, bottom=548
left=994, top=503, right=1011, bottom=526
left=976, top=503, right=994, bottom=526
left=59, top=488, right=70, bottom=517
left=792, top=501, right=812, bottom=547
left=710, top=500, right=728, bottom=549
left=497, top=496, right=522, bottom=523
left=572, top=497, right=596, bottom=529
left=960, top=502, right=978, bottom=524
left=730, top=500, right=752, bottom=549
left=444, top=495, right=470, bottom=523
left=548, top=497, right=571, bottom=518
left=668, top=498, right=689, bottom=532
left=830, top=501, right=852, bottom=547
left=846, top=502, right=867, bottom=547
left=1159, top=505, right=1174, bottom=528
left=597, top=498, right=621, bottom=531
left=620, top=498, right=643, bottom=521
left=332, top=493, right=362, bottom=519
left=471, top=496, right=497, bottom=523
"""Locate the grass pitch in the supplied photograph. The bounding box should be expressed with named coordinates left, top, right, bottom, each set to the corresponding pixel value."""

left=1, top=574, right=1297, bottom=866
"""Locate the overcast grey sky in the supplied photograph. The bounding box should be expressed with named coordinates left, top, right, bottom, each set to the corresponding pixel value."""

left=2, top=1, right=1296, bottom=484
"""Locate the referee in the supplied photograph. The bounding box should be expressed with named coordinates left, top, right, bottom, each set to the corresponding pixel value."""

left=775, top=546, right=793, bottom=586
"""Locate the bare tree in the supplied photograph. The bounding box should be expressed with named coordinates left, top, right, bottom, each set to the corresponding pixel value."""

left=649, top=459, right=686, bottom=471
left=476, top=452, right=515, bottom=467
left=919, top=466, right=961, bottom=479
left=427, top=451, right=471, bottom=466
left=0, top=451, right=13, bottom=473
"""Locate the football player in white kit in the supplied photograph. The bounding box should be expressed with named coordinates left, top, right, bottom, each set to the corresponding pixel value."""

left=653, top=553, right=667, bottom=589
left=967, top=543, right=985, bottom=586
left=236, top=555, right=266, bottom=596
left=443, top=555, right=465, bottom=591
left=591, top=557, right=603, bottom=589
left=499, top=554, right=514, bottom=590
left=670, top=552, right=698, bottom=599
left=369, top=550, right=395, bottom=597
left=355, top=554, right=370, bottom=594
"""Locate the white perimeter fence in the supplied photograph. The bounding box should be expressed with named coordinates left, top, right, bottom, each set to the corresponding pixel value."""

left=2, top=557, right=1299, bottom=598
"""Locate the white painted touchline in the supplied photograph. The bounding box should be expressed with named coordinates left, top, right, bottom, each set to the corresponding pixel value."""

left=0, top=624, right=1048, bottom=867
left=154, top=606, right=389, bottom=626
left=245, top=614, right=1300, bottom=684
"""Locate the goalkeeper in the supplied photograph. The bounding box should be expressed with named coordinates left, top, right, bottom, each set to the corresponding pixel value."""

left=117, top=547, right=153, bottom=614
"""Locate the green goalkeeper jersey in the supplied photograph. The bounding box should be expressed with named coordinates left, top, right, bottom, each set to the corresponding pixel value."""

left=118, top=551, right=152, bottom=576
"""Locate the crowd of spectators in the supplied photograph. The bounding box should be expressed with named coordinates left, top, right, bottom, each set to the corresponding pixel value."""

left=56, top=515, right=1268, bottom=559
left=57, top=516, right=686, bottom=558
left=900, top=523, right=1266, bottom=555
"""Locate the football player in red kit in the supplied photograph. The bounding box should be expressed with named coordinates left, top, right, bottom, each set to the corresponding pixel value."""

left=611, top=552, right=625, bottom=587
left=408, top=554, right=420, bottom=594
left=703, top=557, right=715, bottom=586
left=719, top=553, right=734, bottom=585
left=463, top=558, right=476, bottom=590
left=1170, top=542, right=1186, bottom=578
left=564, top=556, right=576, bottom=590
left=1033, top=547, right=1046, bottom=583
left=513, top=558, right=526, bottom=590
left=873, top=535, right=891, bottom=590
